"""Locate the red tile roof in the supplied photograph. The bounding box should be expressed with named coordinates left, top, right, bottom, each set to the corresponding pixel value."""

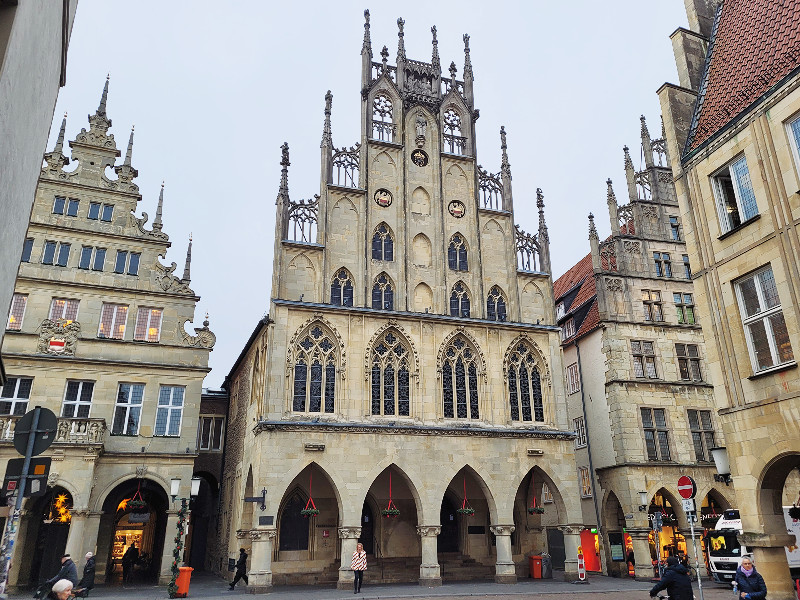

left=573, top=298, right=599, bottom=340
left=553, top=251, right=593, bottom=301
left=686, top=0, right=800, bottom=153
left=553, top=251, right=600, bottom=344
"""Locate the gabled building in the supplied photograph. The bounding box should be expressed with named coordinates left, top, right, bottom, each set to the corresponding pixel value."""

left=554, top=115, right=731, bottom=578
left=219, top=11, right=582, bottom=591
left=1, top=81, right=215, bottom=587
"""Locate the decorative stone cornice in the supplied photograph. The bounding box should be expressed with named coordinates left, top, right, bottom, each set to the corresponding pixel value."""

left=490, top=525, right=515, bottom=536
left=338, top=527, right=362, bottom=539
left=180, top=318, right=216, bottom=349
left=236, top=529, right=250, bottom=539
left=416, top=526, right=441, bottom=537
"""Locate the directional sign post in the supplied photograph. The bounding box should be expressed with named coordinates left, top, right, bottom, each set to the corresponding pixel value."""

left=678, top=475, right=704, bottom=600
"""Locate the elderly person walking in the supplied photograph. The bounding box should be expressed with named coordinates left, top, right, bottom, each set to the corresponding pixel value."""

left=351, top=542, right=367, bottom=594
left=50, top=579, right=74, bottom=600
left=734, top=555, right=767, bottom=600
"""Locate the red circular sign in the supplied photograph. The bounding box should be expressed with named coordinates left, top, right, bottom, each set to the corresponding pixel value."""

left=677, top=475, right=697, bottom=499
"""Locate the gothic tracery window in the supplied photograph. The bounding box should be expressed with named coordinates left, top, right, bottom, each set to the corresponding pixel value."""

left=330, top=269, right=354, bottom=306
left=506, top=342, right=545, bottom=422
left=370, top=329, right=410, bottom=417
left=450, top=282, right=471, bottom=318
left=487, top=286, right=507, bottom=322
left=372, top=224, right=394, bottom=261
left=441, top=335, right=480, bottom=420
left=372, top=273, right=394, bottom=310
left=443, top=108, right=465, bottom=155
left=448, top=235, right=468, bottom=271
left=292, top=324, right=336, bottom=413
left=372, top=94, right=394, bottom=142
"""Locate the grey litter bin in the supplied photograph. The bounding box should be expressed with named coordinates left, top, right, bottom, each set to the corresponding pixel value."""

left=541, top=554, right=553, bottom=579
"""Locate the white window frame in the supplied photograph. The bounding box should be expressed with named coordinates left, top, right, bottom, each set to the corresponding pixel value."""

left=556, top=302, right=565, bottom=320
left=0, top=377, right=33, bottom=415
left=61, top=380, right=94, bottom=418
left=734, top=266, right=795, bottom=373
left=578, top=466, right=592, bottom=498
left=134, top=307, right=163, bottom=342
left=197, top=415, right=225, bottom=451
left=566, top=363, right=580, bottom=394
left=155, top=385, right=184, bottom=437
left=113, top=250, right=140, bottom=276
left=711, top=154, right=759, bottom=234
left=573, top=416, right=587, bottom=448
left=561, top=318, right=575, bottom=340
left=541, top=483, right=554, bottom=504
left=49, top=298, right=80, bottom=322
left=112, top=383, right=144, bottom=436
left=98, top=303, right=128, bottom=340
left=786, top=113, right=800, bottom=182
left=6, top=293, right=28, bottom=330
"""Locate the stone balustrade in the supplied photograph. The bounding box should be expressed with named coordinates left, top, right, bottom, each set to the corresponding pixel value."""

left=0, top=415, right=106, bottom=445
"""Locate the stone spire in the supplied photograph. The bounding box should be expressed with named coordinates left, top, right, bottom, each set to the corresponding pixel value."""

left=623, top=145, right=637, bottom=203
left=278, top=142, right=290, bottom=204
left=431, top=25, right=440, bottom=71
left=54, top=112, right=67, bottom=154
left=500, top=126, right=511, bottom=176
left=589, top=213, right=601, bottom=271
left=449, top=61, right=457, bottom=80
left=362, top=9, right=372, bottom=56
left=641, top=115, right=654, bottom=168
left=606, top=178, right=620, bottom=236
left=463, top=33, right=474, bottom=106
left=361, top=10, right=372, bottom=89
left=182, top=234, right=192, bottom=283
left=320, top=90, right=332, bottom=149
left=588, top=213, right=598, bottom=240
left=87, top=75, right=113, bottom=135
left=536, top=188, right=551, bottom=273
left=44, top=113, right=70, bottom=171
left=123, top=125, right=134, bottom=166
left=397, top=17, right=406, bottom=61
left=499, top=126, right=513, bottom=212
left=153, top=181, right=165, bottom=232
left=114, top=125, right=138, bottom=184
left=98, top=74, right=109, bottom=116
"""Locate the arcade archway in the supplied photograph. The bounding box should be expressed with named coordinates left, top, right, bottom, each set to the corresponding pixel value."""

left=17, top=486, right=73, bottom=586
left=512, top=468, right=566, bottom=571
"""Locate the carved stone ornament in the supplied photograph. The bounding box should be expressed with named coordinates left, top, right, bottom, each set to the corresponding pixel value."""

left=363, top=321, right=420, bottom=380
left=136, top=465, right=148, bottom=478
left=180, top=318, right=217, bottom=349
left=641, top=205, right=659, bottom=219
left=657, top=171, right=673, bottom=184
left=416, top=526, right=441, bottom=537
left=623, top=240, right=641, bottom=254
left=415, top=112, right=427, bottom=147
left=153, top=254, right=193, bottom=295
left=558, top=525, right=583, bottom=535
left=604, top=277, right=624, bottom=292
left=47, top=472, right=60, bottom=487
left=490, top=525, right=515, bottom=536
left=338, top=527, right=362, bottom=539
left=286, top=314, right=347, bottom=379
left=130, top=211, right=169, bottom=241
left=37, top=319, right=80, bottom=355
left=249, top=530, right=264, bottom=540
left=236, top=529, right=250, bottom=539
left=501, top=334, right=551, bottom=385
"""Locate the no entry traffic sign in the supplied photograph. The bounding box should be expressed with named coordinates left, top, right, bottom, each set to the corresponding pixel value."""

left=677, top=475, right=697, bottom=499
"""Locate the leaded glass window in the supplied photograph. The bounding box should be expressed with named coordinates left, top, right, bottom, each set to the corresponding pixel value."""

left=450, top=282, right=471, bottom=317
left=372, top=224, right=394, bottom=261
left=448, top=235, right=468, bottom=271
left=442, top=335, right=480, bottom=420
left=330, top=269, right=354, bottom=306
left=506, top=342, right=545, bottom=422
left=487, top=286, right=507, bottom=321
left=292, top=324, right=336, bottom=413
left=370, top=329, right=410, bottom=417
left=372, top=273, right=394, bottom=310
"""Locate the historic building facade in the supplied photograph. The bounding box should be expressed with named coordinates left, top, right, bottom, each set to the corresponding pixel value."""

left=220, top=13, right=581, bottom=591
left=658, top=0, right=800, bottom=595
left=554, top=116, right=733, bottom=579
left=0, top=82, right=215, bottom=587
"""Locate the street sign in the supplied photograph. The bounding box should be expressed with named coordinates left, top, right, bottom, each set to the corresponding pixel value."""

left=682, top=498, right=696, bottom=513
left=13, top=408, right=57, bottom=457
left=2, top=457, right=51, bottom=497
left=677, top=475, right=697, bottom=499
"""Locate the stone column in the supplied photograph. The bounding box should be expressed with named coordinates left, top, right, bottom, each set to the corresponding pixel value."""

left=740, top=532, right=796, bottom=600
left=417, top=525, right=441, bottom=586
left=158, top=510, right=180, bottom=584
left=627, top=527, right=654, bottom=580
left=82, top=512, right=102, bottom=557
left=336, top=526, right=361, bottom=590
left=247, top=528, right=277, bottom=593
left=65, top=509, right=89, bottom=559
left=489, top=525, right=516, bottom=583
left=560, top=525, right=582, bottom=581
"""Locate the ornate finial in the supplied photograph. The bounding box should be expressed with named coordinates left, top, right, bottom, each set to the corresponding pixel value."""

left=278, top=143, right=290, bottom=200
left=537, top=188, right=548, bottom=239
left=203, top=312, right=209, bottom=328
left=397, top=17, right=406, bottom=61
left=449, top=61, right=457, bottom=80
left=623, top=145, right=634, bottom=170
left=380, top=45, right=389, bottom=67
left=500, top=126, right=511, bottom=176
left=588, top=213, right=598, bottom=240
left=281, top=142, right=290, bottom=167
left=54, top=112, right=68, bottom=154
left=321, top=90, right=333, bottom=148
left=98, top=74, right=109, bottom=116
left=606, top=178, right=616, bottom=204
left=182, top=235, right=192, bottom=283
left=431, top=25, right=440, bottom=69
left=463, top=33, right=473, bottom=78
left=123, top=125, right=135, bottom=166
left=536, top=188, right=545, bottom=211
left=640, top=114, right=650, bottom=139
left=362, top=9, right=372, bottom=56
left=153, top=181, right=164, bottom=231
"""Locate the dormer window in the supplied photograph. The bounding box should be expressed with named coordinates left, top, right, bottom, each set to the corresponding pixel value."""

left=561, top=318, right=575, bottom=341
left=556, top=302, right=565, bottom=320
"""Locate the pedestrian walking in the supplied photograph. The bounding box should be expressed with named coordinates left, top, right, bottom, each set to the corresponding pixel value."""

left=351, top=542, right=367, bottom=594
left=121, top=543, right=138, bottom=583
left=47, top=554, right=79, bottom=587
left=649, top=555, right=693, bottom=600
left=49, top=579, right=74, bottom=600
left=74, top=551, right=95, bottom=597
left=229, top=548, right=249, bottom=590
left=734, top=555, right=767, bottom=600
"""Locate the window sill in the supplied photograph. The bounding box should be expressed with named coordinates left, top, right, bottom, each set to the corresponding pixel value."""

left=747, top=360, right=797, bottom=380
left=717, top=214, right=761, bottom=240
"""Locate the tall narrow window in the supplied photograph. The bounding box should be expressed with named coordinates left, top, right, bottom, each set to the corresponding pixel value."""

left=134, top=307, right=162, bottom=342
left=441, top=335, right=480, bottom=420
left=682, top=255, right=692, bottom=279
left=676, top=343, right=702, bottom=381
left=197, top=416, right=225, bottom=451
left=653, top=252, right=672, bottom=277
left=93, top=248, right=106, bottom=271
left=712, top=155, right=758, bottom=233
left=330, top=269, right=354, bottom=307
left=88, top=202, right=101, bottom=220
left=734, top=266, right=794, bottom=372
left=155, top=386, right=184, bottom=436
left=506, top=341, right=545, bottom=422
left=115, top=251, right=128, bottom=274
left=450, top=283, right=470, bottom=317
left=112, top=383, right=144, bottom=435
left=101, top=204, right=114, bottom=222
left=486, top=286, right=507, bottom=321
left=371, top=224, right=393, bottom=261
left=669, top=216, right=680, bottom=240
left=42, top=241, right=57, bottom=265
left=642, top=290, right=663, bottom=322
left=448, top=235, right=468, bottom=271
left=62, top=380, right=94, bottom=418
left=292, top=324, right=336, bottom=413
left=674, top=293, right=696, bottom=324
left=56, top=243, right=70, bottom=267
left=641, top=407, right=671, bottom=461
left=98, top=303, right=128, bottom=339
left=6, top=294, right=28, bottom=330
left=687, top=409, right=716, bottom=462
left=578, top=467, right=592, bottom=497
left=49, top=298, right=80, bottom=322
left=79, top=246, right=92, bottom=269
left=573, top=417, right=587, bottom=447
left=566, top=363, right=580, bottom=394
left=371, top=274, right=394, bottom=310
left=631, top=340, right=658, bottom=378
left=443, top=108, right=465, bottom=155
left=370, top=329, right=411, bottom=417
left=66, top=198, right=79, bottom=217
left=53, top=196, right=66, bottom=215
left=372, top=94, right=394, bottom=141
left=21, top=238, right=33, bottom=263
left=0, top=377, right=32, bottom=415
left=128, top=252, right=140, bottom=275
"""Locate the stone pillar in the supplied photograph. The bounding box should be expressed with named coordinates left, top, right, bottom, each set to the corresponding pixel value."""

left=247, top=528, right=276, bottom=593
left=417, top=525, right=441, bottom=586
left=65, top=509, right=89, bottom=559
left=560, top=525, right=582, bottom=581
left=489, top=525, right=516, bottom=584
left=158, top=510, right=180, bottom=584
left=82, top=512, right=102, bottom=557
left=627, top=527, right=654, bottom=580
left=336, top=526, right=361, bottom=590
left=740, top=532, right=796, bottom=600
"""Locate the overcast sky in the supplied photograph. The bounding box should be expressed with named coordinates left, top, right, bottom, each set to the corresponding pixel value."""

left=48, top=1, right=688, bottom=388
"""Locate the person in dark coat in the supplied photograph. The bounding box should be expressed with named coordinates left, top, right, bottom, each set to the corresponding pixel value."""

left=228, top=548, right=248, bottom=590
left=734, top=555, right=767, bottom=600
left=47, top=554, right=79, bottom=587
left=121, top=544, right=139, bottom=583
left=77, top=552, right=95, bottom=590
left=649, top=556, right=693, bottom=600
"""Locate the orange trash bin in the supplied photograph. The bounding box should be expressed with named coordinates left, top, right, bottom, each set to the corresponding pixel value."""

left=175, top=566, right=194, bottom=597
left=529, top=555, right=543, bottom=579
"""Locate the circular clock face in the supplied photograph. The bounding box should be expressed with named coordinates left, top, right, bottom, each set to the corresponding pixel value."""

left=374, top=188, right=393, bottom=207
left=448, top=200, right=466, bottom=218
left=411, top=149, right=429, bottom=167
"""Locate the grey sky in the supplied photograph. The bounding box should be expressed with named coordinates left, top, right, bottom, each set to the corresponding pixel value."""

left=47, top=1, right=688, bottom=387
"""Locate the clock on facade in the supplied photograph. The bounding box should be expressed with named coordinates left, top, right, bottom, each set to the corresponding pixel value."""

left=448, top=200, right=466, bottom=218
left=410, top=149, right=428, bottom=167
left=374, top=188, right=393, bottom=207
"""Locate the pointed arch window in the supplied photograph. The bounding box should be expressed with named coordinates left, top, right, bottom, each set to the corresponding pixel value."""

left=370, top=329, right=411, bottom=417
left=372, top=224, right=394, bottom=261
left=279, top=491, right=310, bottom=551
left=292, top=325, right=336, bottom=413
left=487, top=286, right=507, bottom=322
left=450, top=283, right=471, bottom=318
left=330, top=269, right=354, bottom=307
left=372, top=94, right=394, bottom=142
left=372, top=274, right=394, bottom=310
left=443, top=108, right=466, bottom=155
left=507, top=342, right=545, bottom=422
left=448, top=235, right=468, bottom=271
left=441, top=335, right=479, bottom=420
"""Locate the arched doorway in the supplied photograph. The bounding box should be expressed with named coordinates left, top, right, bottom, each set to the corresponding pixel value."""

left=360, top=502, right=374, bottom=555
left=278, top=490, right=310, bottom=553
left=602, top=491, right=631, bottom=577
left=95, top=478, right=169, bottom=584
left=648, top=489, right=684, bottom=563
left=20, top=487, right=73, bottom=586
left=512, top=468, right=565, bottom=572
left=438, top=496, right=459, bottom=553
left=186, top=472, right=217, bottom=570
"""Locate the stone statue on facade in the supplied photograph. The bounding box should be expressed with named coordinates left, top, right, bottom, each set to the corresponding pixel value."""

left=415, top=113, right=427, bottom=147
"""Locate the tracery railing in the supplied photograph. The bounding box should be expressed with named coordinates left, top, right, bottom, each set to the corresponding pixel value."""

left=598, top=240, right=618, bottom=271
left=441, top=77, right=465, bottom=96
left=617, top=204, right=635, bottom=235
left=515, top=225, right=542, bottom=272
left=635, top=170, right=652, bottom=200
left=371, top=62, right=397, bottom=83
left=478, top=166, right=504, bottom=211
left=287, top=196, right=319, bottom=243
left=332, top=144, right=360, bottom=188
left=650, top=137, right=669, bottom=167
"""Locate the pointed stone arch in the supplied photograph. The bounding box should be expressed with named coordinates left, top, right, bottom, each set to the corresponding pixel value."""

left=413, top=282, right=433, bottom=313
left=437, top=463, right=498, bottom=525
left=274, top=460, right=344, bottom=521
left=360, top=461, right=424, bottom=524
left=286, top=313, right=346, bottom=379
left=411, top=186, right=430, bottom=215
left=332, top=195, right=359, bottom=214
left=436, top=327, right=486, bottom=379
left=482, top=218, right=505, bottom=236
left=412, top=233, right=431, bottom=267
left=287, top=253, right=317, bottom=303
left=363, top=321, right=420, bottom=379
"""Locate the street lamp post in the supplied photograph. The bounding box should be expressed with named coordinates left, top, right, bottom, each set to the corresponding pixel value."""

left=166, top=476, right=201, bottom=598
